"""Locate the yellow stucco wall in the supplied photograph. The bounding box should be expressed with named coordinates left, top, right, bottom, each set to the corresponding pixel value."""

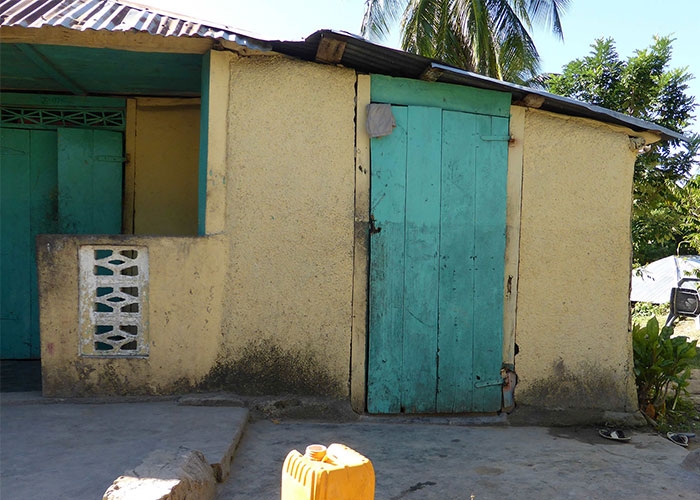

left=206, top=53, right=357, bottom=397
left=513, top=108, right=638, bottom=411
left=35, top=46, right=357, bottom=399
left=38, top=234, right=227, bottom=397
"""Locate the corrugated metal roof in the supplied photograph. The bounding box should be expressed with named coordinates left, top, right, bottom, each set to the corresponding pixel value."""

left=0, top=0, right=688, bottom=142
left=271, top=31, right=688, bottom=143
left=0, top=0, right=270, bottom=50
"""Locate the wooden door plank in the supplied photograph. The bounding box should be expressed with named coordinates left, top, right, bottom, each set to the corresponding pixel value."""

left=58, top=128, right=94, bottom=233
left=1, top=128, right=32, bottom=358
left=370, top=75, right=511, bottom=118
left=58, top=128, right=123, bottom=234
left=472, top=115, right=509, bottom=411
left=92, top=130, right=124, bottom=234
left=367, top=106, right=408, bottom=413
left=436, top=111, right=478, bottom=412
left=28, top=130, right=59, bottom=358
left=401, top=105, right=442, bottom=413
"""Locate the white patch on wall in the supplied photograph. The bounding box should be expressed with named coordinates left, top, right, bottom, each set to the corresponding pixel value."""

left=79, top=246, right=149, bottom=357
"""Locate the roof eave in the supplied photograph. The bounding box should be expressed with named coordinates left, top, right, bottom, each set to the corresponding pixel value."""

left=270, top=30, right=689, bottom=144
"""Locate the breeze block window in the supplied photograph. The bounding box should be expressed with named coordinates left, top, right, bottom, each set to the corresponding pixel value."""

left=78, top=245, right=149, bottom=356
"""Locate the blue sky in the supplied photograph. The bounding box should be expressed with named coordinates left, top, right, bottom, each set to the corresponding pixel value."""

left=138, top=0, right=699, bottom=134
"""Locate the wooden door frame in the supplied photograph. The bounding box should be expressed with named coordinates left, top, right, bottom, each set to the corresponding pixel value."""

left=350, top=75, right=525, bottom=413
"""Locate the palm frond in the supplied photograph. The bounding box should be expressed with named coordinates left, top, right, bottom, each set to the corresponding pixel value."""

left=526, top=0, right=570, bottom=40
left=361, top=0, right=407, bottom=41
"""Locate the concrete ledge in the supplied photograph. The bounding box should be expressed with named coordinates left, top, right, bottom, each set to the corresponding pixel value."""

left=173, top=397, right=249, bottom=482
left=210, top=412, right=247, bottom=482
left=103, top=447, right=216, bottom=500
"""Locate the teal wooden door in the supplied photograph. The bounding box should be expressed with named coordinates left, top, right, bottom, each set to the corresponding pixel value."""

left=1, top=129, right=57, bottom=358
left=57, top=129, right=123, bottom=234
left=367, top=105, right=509, bottom=414
left=0, top=127, right=122, bottom=359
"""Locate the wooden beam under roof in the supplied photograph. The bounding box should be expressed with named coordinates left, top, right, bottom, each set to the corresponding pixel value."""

left=0, top=26, right=214, bottom=54
left=315, top=36, right=346, bottom=64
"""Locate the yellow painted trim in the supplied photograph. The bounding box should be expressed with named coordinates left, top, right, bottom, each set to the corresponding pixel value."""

left=204, top=50, right=232, bottom=234
left=123, top=98, right=137, bottom=234
left=503, top=106, right=525, bottom=366
left=351, top=74, right=371, bottom=412
left=0, top=26, right=214, bottom=54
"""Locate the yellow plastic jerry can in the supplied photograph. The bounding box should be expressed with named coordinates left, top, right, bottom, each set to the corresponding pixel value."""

left=281, top=443, right=375, bottom=500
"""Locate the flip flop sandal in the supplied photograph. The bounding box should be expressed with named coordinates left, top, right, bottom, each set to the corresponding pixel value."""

left=599, top=429, right=631, bottom=442
left=667, top=432, right=689, bottom=447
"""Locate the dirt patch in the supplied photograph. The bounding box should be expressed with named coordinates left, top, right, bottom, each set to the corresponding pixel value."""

left=674, top=317, right=700, bottom=343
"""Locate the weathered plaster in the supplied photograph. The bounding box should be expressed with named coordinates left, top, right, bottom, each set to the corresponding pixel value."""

left=514, top=108, right=638, bottom=411
left=38, top=234, right=227, bottom=397
left=351, top=74, right=371, bottom=411
left=220, top=54, right=357, bottom=397
left=503, top=106, right=525, bottom=366
left=203, top=50, right=231, bottom=235
left=199, top=338, right=339, bottom=396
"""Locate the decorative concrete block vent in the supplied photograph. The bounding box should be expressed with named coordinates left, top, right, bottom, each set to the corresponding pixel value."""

left=79, top=246, right=149, bottom=356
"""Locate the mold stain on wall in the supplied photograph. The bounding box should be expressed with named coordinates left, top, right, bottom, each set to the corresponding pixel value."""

left=199, top=338, right=342, bottom=397
left=517, top=359, right=630, bottom=411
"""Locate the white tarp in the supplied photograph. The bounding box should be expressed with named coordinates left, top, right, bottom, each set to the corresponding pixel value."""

left=631, top=255, right=700, bottom=304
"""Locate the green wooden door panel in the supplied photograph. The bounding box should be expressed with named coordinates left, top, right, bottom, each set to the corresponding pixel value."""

left=370, top=75, right=511, bottom=118
left=368, top=99, right=508, bottom=414
left=402, top=106, right=442, bottom=413
left=2, top=125, right=123, bottom=359
left=58, top=128, right=123, bottom=234
left=471, top=114, right=509, bottom=411
left=367, top=106, right=408, bottom=414
left=436, top=110, right=479, bottom=412
left=1, top=128, right=57, bottom=358
left=27, top=130, right=59, bottom=359
left=1, top=129, right=32, bottom=358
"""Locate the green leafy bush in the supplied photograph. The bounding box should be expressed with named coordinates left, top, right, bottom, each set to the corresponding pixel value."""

left=631, top=301, right=669, bottom=324
left=632, top=316, right=697, bottom=420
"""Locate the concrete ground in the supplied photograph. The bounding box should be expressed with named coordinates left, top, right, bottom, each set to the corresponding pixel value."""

left=0, top=393, right=248, bottom=499
left=221, top=419, right=700, bottom=500
left=2, top=393, right=700, bottom=500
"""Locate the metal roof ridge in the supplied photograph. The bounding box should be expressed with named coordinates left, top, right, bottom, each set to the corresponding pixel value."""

left=432, top=63, right=690, bottom=143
